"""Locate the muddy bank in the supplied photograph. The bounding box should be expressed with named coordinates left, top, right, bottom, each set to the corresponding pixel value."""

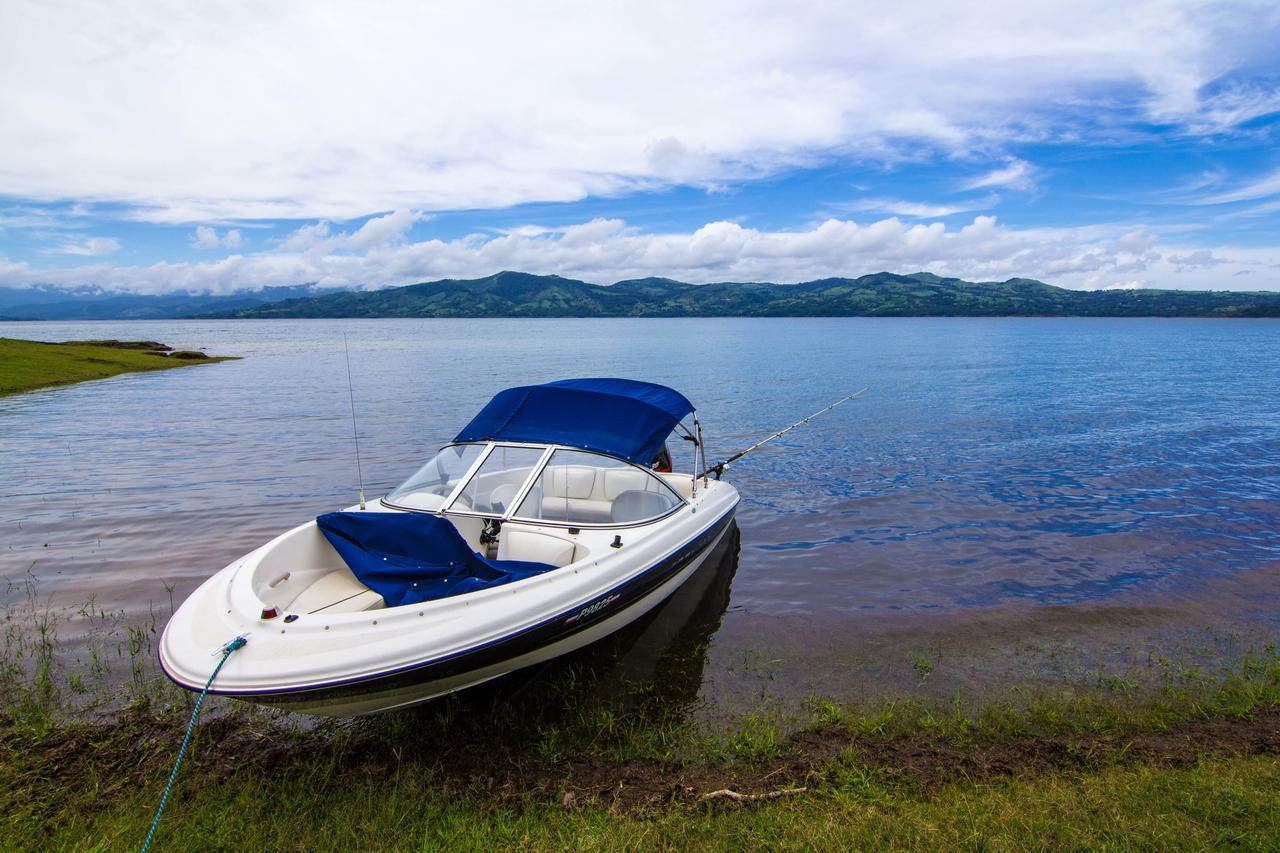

left=7, top=697, right=1278, bottom=821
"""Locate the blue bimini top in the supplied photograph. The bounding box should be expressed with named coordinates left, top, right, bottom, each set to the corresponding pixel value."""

left=453, top=378, right=694, bottom=465
left=317, top=512, right=556, bottom=607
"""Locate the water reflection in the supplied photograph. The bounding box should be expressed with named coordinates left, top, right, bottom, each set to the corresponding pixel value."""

left=382, top=523, right=741, bottom=727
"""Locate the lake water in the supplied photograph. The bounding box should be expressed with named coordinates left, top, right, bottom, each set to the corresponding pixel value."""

left=3, top=318, right=1280, bottom=712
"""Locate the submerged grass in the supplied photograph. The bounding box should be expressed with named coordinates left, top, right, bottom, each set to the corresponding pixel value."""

left=2, top=583, right=1278, bottom=850
left=0, top=337, right=236, bottom=396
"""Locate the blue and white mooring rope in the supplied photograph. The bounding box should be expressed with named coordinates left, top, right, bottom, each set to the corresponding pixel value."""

left=141, top=635, right=246, bottom=853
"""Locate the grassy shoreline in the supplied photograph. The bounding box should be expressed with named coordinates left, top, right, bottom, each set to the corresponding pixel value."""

left=10, top=750, right=1275, bottom=850
left=2, top=678, right=1277, bottom=849
left=0, top=337, right=236, bottom=396
left=2, top=604, right=1277, bottom=850
left=3, top=563, right=1277, bottom=848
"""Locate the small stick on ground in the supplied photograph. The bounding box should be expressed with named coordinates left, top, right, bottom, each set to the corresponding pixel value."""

left=757, top=765, right=787, bottom=782
left=700, top=787, right=808, bottom=803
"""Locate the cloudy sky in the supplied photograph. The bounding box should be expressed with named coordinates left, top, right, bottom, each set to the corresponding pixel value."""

left=1, top=0, right=1279, bottom=294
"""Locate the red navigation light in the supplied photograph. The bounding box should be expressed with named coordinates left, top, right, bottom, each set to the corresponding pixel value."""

left=261, top=606, right=279, bottom=620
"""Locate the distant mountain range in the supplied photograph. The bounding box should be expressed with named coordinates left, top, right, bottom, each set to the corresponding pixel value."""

left=201, top=271, right=1280, bottom=319
left=3, top=272, right=1278, bottom=321
left=0, top=284, right=334, bottom=321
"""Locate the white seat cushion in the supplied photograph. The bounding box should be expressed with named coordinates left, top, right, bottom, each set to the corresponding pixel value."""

left=290, top=570, right=385, bottom=613
left=497, top=529, right=576, bottom=566
left=546, top=465, right=596, bottom=499
left=602, top=468, right=652, bottom=500
left=488, top=483, right=520, bottom=512
left=538, top=496, right=613, bottom=523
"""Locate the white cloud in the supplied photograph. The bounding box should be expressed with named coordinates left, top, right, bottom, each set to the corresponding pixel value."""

left=279, top=221, right=332, bottom=251
left=1, top=1, right=1277, bottom=222
left=1199, top=168, right=1280, bottom=204
left=345, top=209, right=422, bottom=250
left=277, top=209, right=423, bottom=253
left=961, top=159, right=1038, bottom=192
left=1222, top=198, right=1280, bottom=219
left=3, top=215, right=1274, bottom=294
left=37, top=236, right=120, bottom=256
left=1168, top=249, right=1226, bottom=270
left=191, top=226, right=219, bottom=249
left=191, top=225, right=243, bottom=249
left=0, top=204, right=91, bottom=231
left=1171, top=79, right=1280, bottom=134
left=836, top=196, right=999, bottom=219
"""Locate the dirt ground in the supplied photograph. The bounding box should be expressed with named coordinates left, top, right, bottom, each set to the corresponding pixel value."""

left=9, top=703, right=1278, bottom=817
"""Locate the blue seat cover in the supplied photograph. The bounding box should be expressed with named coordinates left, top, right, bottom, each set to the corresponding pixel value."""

left=316, top=512, right=556, bottom=607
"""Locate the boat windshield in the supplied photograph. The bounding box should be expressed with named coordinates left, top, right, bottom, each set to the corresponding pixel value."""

left=384, top=443, right=486, bottom=510
left=385, top=442, right=684, bottom=525
left=513, top=448, right=683, bottom=525
left=447, top=444, right=545, bottom=515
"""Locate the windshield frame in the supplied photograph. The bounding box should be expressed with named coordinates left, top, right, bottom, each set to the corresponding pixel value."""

left=380, top=441, right=494, bottom=513
left=381, top=440, right=688, bottom=528
left=442, top=442, right=555, bottom=518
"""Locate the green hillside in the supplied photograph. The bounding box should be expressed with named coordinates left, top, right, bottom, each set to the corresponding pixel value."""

left=199, top=271, right=1280, bottom=318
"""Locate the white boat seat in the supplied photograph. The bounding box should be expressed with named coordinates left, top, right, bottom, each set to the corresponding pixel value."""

left=602, top=468, right=651, bottom=499
left=290, top=570, right=385, bottom=613
left=529, top=463, right=683, bottom=523
left=539, top=496, right=612, bottom=522
left=488, top=483, right=520, bottom=513
left=610, top=490, right=673, bottom=523
left=496, top=529, right=577, bottom=567
left=523, top=463, right=683, bottom=524
left=547, top=465, right=596, bottom=499
left=538, top=464, right=608, bottom=521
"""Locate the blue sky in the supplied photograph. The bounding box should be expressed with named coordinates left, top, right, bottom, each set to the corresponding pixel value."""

left=1, top=1, right=1279, bottom=293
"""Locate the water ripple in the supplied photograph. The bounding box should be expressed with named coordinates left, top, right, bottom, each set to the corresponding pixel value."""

left=3, top=316, right=1279, bottom=627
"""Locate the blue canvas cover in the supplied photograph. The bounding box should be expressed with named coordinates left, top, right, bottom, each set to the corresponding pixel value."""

left=316, top=512, right=556, bottom=607
left=453, top=378, right=694, bottom=465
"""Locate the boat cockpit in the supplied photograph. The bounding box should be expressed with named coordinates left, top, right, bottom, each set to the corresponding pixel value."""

left=248, top=441, right=698, bottom=617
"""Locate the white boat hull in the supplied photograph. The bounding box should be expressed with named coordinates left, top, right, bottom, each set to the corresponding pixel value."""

left=160, top=482, right=738, bottom=716
left=264, top=516, right=733, bottom=715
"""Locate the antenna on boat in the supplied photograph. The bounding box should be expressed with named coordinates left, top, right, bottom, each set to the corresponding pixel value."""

left=700, top=388, right=868, bottom=480
left=342, top=332, right=367, bottom=510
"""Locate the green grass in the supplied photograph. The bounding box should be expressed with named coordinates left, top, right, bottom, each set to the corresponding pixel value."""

left=0, top=337, right=235, bottom=396
left=3, top=731, right=1277, bottom=850
left=1, top=651, right=1278, bottom=850
left=3, top=583, right=1279, bottom=850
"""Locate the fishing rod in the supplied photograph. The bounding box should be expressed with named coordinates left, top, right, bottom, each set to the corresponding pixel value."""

left=342, top=332, right=366, bottom=510
left=700, top=388, right=868, bottom=480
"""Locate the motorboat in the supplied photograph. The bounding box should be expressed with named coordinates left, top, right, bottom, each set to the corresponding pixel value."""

left=159, top=378, right=739, bottom=716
